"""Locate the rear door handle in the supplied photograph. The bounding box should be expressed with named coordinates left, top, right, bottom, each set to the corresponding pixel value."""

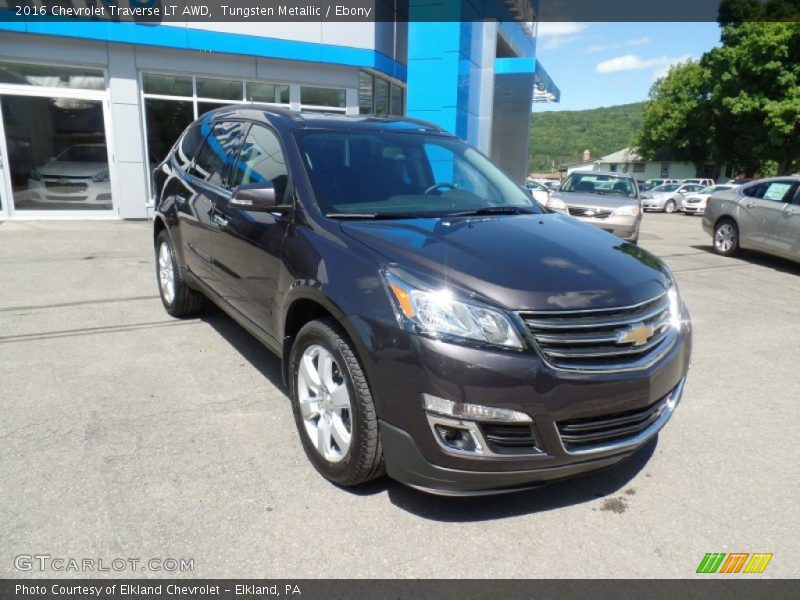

left=745, top=202, right=758, bottom=209
left=213, top=214, right=229, bottom=227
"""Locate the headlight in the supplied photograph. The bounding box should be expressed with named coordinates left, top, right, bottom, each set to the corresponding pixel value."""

left=92, top=170, right=110, bottom=183
left=546, top=196, right=568, bottom=213
left=29, top=170, right=42, bottom=181
left=384, top=270, right=525, bottom=350
left=667, top=286, right=682, bottom=330
left=613, top=204, right=640, bottom=217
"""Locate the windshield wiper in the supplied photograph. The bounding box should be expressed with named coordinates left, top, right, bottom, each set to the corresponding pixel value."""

left=446, top=206, right=537, bottom=217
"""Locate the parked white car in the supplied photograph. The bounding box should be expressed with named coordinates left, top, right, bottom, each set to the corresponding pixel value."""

left=682, top=178, right=715, bottom=187
left=27, top=144, right=111, bottom=208
left=525, top=179, right=551, bottom=205
left=681, top=184, right=736, bottom=215
left=641, top=182, right=705, bottom=212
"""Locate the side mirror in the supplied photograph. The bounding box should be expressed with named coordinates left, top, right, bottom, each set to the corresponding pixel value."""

left=229, top=182, right=288, bottom=213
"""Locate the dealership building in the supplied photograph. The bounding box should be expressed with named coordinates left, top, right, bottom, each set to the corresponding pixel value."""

left=0, top=2, right=559, bottom=220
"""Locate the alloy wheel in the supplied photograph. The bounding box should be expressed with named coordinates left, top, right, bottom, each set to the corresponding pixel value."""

left=296, top=344, right=353, bottom=463
left=158, top=242, right=176, bottom=305
left=715, top=223, right=736, bottom=253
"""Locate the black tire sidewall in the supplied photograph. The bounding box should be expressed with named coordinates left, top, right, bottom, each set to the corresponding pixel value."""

left=288, top=321, right=373, bottom=485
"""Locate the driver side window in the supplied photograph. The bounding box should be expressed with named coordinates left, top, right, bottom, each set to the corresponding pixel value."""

left=231, top=125, right=288, bottom=204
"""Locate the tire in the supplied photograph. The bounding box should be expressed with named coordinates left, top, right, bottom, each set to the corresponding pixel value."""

left=664, top=199, right=676, bottom=213
left=289, top=318, right=384, bottom=487
left=155, top=230, right=204, bottom=317
left=713, top=219, right=740, bottom=257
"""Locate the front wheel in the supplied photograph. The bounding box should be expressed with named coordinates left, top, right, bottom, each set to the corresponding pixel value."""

left=714, top=219, right=739, bottom=257
left=664, top=199, right=676, bottom=213
left=289, top=318, right=384, bottom=487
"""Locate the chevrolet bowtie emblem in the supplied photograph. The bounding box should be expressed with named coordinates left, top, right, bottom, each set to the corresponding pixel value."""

left=616, top=323, right=655, bottom=346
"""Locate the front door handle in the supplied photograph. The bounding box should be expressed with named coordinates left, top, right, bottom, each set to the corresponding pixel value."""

left=745, top=202, right=758, bottom=209
left=213, top=214, right=229, bottom=227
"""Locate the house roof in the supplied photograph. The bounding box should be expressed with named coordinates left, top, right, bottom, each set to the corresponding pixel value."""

left=598, top=147, right=643, bottom=163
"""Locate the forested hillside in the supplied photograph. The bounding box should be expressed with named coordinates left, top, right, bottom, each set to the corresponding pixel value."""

left=529, top=103, right=645, bottom=173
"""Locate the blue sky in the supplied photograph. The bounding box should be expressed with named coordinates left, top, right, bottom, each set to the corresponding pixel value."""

left=533, top=22, right=722, bottom=112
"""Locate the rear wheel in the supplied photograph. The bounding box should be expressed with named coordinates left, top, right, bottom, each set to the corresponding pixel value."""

left=289, top=318, right=384, bottom=487
left=155, top=230, right=204, bottom=317
left=664, top=199, right=676, bottom=213
left=713, top=219, right=739, bottom=257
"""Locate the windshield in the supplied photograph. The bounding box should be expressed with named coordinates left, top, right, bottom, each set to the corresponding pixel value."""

left=653, top=183, right=680, bottom=192
left=559, top=172, right=637, bottom=198
left=56, top=145, right=107, bottom=163
left=294, top=130, right=541, bottom=217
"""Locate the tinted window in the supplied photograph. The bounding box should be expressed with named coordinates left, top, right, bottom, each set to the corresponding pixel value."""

left=230, top=125, right=289, bottom=204
left=743, top=183, right=768, bottom=199
left=189, top=121, right=247, bottom=186
left=175, top=124, right=204, bottom=171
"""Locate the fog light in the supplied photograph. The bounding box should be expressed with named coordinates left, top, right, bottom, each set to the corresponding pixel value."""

left=434, top=425, right=477, bottom=452
left=422, top=393, right=532, bottom=423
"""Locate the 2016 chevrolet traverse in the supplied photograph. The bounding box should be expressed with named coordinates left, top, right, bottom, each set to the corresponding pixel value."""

left=153, top=107, right=691, bottom=495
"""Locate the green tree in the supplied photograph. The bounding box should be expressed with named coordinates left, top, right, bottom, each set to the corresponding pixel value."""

left=707, top=22, right=800, bottom=175
left=635, top=21, right=800, bottom=176
left=633, top=60, right=714, bottom=175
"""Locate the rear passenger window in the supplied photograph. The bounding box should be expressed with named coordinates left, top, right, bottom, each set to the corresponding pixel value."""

left=230, top=125, right=289, bottom=204
left=175, top=124, right=204, bottom=171
left=189, top=121, right=247, bottom=186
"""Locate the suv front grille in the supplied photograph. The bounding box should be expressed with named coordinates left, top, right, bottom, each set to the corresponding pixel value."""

left=568, top=206, right=612, bottom=219
left=557, top=395, right=668, bottom=452
left=479, top=423, right=542, bottom=455
left=520, top=293, right=674, bottom=371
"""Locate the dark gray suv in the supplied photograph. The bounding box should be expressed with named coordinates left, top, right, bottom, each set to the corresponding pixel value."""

left=153, top=106, right=692, bottom=495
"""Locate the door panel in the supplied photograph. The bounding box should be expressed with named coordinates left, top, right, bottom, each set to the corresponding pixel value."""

left=211, top=124, right=291, bottom=337
left=738, top=182, right=792, bottom=250
left=182, top=120, right=248, bottom=294
left=769, top=185, right=800, bottom=260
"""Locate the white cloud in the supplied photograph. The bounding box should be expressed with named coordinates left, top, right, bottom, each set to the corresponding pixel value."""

left=596, top=54, right=692, bottom=78
left=586, top=37, right=651, bottom=54
left=537, top=22, right=588, bottom=50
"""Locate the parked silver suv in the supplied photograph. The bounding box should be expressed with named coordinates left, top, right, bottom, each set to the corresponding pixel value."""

left=702, top=176, right=800, bottom=262
left=548, top=170, right=642, bottom=243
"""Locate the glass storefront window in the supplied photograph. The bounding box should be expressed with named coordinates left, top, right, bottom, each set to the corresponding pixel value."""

left=390, top=84, right=403, bottom=116
left=2, top=94, right=112, bottom=211
left=358, top=71, right=373, bottom=115
left=374, top=78, right=389, bottom=116
left=246, top=82, right=290, bottom=104
left=144, top=98, right=194, bottom=169
left=0, top=61, right=104, bottom=90
left=195, top=78, right=243, bottom=100
left=142, top=73, right=193, bottom=97
left=300, top=86, right=346, bottom=109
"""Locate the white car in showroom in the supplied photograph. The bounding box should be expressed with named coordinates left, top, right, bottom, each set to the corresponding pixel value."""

left=27, top=144, right=111, bottom=208
left=682, top=184, right=736, bottom=215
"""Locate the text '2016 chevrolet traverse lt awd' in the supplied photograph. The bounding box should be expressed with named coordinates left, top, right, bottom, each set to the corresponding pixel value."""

left=153, top=107, right=691, bottom=496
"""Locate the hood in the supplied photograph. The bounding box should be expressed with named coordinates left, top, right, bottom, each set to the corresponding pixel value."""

left=341, top=214, right=670, bottom=311
left=552, top=191, right=638, bottom=209
left=38, top=161, right=107, bottom=178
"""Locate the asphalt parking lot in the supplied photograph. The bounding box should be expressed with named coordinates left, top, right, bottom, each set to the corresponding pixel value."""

left=1, top=213, right=798, bottom=579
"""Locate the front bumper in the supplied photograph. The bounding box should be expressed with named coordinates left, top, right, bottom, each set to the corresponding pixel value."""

left=382, top=379, right=685, bottom=495
left=569, top=214, right=640, bottom=241
left=366, top=308, right=692, bottom=495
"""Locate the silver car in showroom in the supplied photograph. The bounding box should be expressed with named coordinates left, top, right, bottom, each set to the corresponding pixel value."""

left=641, top=182, right=705, bottom=213
left=547, top=170, right=642, bottom=243
left=703, top=176, right=800, bottom=262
